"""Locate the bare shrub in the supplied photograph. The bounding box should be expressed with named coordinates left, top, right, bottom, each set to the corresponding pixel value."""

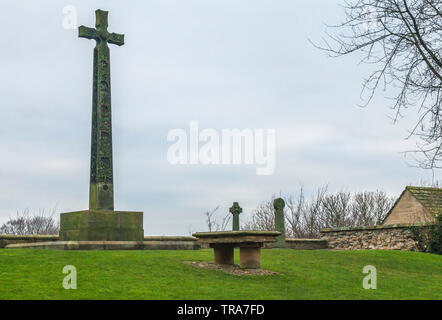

left=244, top=186, right=395, bottom=238
left=0, top=208, right=59, bottom=235
left=321, top=191, right=352, bottom=228
left=242, top=198, right=276, bottom=231
left=286, top=186, right=327, bottom=238
left=204, top=206, right=231, bottom=232
left=351, top=191, right=396, bottom=226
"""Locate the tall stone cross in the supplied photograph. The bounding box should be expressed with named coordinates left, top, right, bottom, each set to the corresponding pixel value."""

left=79, top=9, right=124, bottom=210
left=59, top=10, right=143, bottom=242
left=229, top=202, right=242, bottom=231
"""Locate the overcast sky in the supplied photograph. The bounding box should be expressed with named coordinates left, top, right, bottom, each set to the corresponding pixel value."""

left=0, top=0, right=438, bottom=235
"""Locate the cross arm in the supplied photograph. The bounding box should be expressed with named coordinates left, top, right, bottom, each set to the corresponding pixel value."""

left=108, top=32, right=124, bottom=46
left=78, top=26, right=99, bottom=40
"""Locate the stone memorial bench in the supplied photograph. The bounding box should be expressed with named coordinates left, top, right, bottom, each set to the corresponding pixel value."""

left=192, top=231, right=281, bottom=269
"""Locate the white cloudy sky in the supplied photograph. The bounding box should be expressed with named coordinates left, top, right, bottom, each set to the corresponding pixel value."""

left=0, top=0, right=438, bottom=235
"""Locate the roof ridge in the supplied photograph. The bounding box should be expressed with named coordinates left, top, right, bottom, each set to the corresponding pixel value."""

left=406, top=186, right=442, bottom=191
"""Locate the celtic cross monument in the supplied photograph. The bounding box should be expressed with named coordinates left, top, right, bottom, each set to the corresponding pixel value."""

left=229, top=202, right=242, bottom=231
left=79, top=9, right=123, bottom=210
left=59, top=10, right=144, bottom=241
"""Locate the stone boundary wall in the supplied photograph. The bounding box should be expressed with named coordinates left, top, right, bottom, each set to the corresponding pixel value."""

left=0, top=235, right=199, bottom=249
left=142, top=236, right=200, bottom=250
left=261, top=238, right=328, bottom=249
left=285, top=238, right=328, bottom=250
left=0, top=235, right=59, bottom=248
left=320, top=224, right=432, bottom=251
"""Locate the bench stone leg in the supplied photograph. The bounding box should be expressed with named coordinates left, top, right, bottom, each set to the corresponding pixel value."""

left=239, top=246, right=261, bottom=269
left=212, top=245, right=234, bottom=265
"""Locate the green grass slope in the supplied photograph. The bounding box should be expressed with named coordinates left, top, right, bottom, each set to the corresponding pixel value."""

left=0, top=249, right=440, bottom=299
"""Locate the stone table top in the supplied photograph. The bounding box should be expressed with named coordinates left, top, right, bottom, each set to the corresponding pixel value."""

left=192, top=230, right=281, bottom=244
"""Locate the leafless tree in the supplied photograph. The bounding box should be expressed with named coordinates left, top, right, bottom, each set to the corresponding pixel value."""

left=244, top=186, right=395, bottom=238
left=285, top=185, right=328, bottom=238
left=204, top=206, right=231, bottom=231
left=351, top=190, right=396, bottom=225
left=0, top=208, right=59, bottom=235
left=314, top=0, right=442, bottom=169
left=285, top=190, right=306, bottom=238
left=321, top=191, right=352, bottom=228
left=373, top=190, right=397, bottom=223
left=302, top=185, right=329, bottom=238
left=242, top=198, right=276, bottom=231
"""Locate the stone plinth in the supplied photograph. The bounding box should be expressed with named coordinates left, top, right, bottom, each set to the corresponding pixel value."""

left=5, top=239, right=200, bottom=250
left=59, top=210, right=143, bottom=241
left=193, top=231, right=281, bottom=269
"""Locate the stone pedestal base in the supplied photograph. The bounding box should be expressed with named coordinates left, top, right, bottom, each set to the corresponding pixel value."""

left=60, top=210, right=143, bottom=241
left=239, top=246, right=261, bottom=269
left=212, top=244, right=234, bottom=265
left=210, top=244, right=263, bottom=268
left=194, top=231, right=281, bottom=269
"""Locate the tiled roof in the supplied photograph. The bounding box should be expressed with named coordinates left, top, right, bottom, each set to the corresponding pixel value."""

left=406, top=186, right=442, bottom=214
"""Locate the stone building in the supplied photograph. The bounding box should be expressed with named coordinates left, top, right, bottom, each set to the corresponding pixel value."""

left=382, top=186, right=441, bottom=225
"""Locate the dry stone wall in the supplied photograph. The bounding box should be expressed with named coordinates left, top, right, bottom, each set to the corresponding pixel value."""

left=320, top=224, right=429, bottom=250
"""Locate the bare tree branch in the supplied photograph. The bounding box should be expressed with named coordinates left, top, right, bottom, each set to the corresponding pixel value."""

left=313, top=0, right=442, bottom=168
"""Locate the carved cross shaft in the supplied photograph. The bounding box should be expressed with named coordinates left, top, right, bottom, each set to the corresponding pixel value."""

left=79, top=10, right=124, bottom=211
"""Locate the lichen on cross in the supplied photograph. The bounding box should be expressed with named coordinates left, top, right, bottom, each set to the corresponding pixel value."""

left=79, top=10, right=124, bottom=46
left=79, top=9, right=124, bottom=211
left=229, top=202, right=242, bottom=231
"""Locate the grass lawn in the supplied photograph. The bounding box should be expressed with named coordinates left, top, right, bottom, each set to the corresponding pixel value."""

left=0, top=249, right=440, bottom=299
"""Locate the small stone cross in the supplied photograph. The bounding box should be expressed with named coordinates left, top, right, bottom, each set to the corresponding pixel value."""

left=229, top=202, right=242, bottom=231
